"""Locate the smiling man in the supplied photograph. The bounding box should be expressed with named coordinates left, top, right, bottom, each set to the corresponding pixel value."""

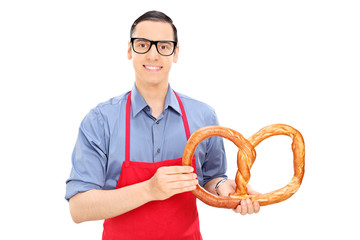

left=128, top=19, right=179, bottom=119
left=66, top=10, right=260, bottom=240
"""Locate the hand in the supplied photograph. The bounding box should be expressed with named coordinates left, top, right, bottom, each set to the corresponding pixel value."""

left=212, top=179, right=261, bottom=215
left=233, top=185, right=261, bottom=215
left=147, top=166, right=198, bottom=201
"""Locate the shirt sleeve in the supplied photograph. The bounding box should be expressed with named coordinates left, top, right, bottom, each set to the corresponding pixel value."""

left=201, top=108, right=227, bottom=186
left=65, top=107, right=108, bottom=201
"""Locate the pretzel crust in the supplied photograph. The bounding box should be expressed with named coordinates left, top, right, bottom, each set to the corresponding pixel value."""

left=182, top=124, right=305, bottom=208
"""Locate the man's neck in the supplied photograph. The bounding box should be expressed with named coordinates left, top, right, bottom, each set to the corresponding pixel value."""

left=135, top=80, right=168, bottom=119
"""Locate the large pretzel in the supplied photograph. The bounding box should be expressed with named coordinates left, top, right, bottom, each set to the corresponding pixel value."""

left=182, top=124, right=305, bottom=208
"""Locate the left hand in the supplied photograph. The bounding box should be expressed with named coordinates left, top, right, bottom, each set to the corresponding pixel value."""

left=204, top=179, right=261, bottom=215
left=233, top=185, right=261, bottom=215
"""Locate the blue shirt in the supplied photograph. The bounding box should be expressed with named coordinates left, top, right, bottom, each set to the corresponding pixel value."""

left=65, top=84, right=227, bottom=200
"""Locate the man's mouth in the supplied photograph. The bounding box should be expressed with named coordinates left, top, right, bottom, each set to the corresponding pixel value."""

left=143, top=65, right=162, bottom=72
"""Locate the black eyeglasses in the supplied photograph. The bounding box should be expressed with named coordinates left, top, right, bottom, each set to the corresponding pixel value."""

left=130, top=38, right=177, bottom=56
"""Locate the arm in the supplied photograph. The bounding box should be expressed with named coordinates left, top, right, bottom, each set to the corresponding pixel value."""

left=69, top=181, right=152, bottom=223
left=69, top=166, right=198, bottom=223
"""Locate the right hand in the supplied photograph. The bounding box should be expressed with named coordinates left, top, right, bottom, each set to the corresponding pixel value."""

left=147, top=166, right=198, bottom=201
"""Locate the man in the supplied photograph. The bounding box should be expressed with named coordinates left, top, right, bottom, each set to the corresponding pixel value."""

left=66, top=10, right=260, bottom=240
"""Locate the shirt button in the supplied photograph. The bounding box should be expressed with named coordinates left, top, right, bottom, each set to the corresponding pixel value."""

left=146, top=106, right=150, bottom=111
left=156, top=121, right=159, bottom=124
left=157, top=148, right=161, bottom=153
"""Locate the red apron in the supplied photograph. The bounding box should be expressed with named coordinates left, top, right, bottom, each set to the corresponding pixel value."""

left=102, top=91, right=202, bottom=240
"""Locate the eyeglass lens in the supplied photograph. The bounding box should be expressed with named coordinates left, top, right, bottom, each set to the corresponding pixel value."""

left=133, top=39, right=175, bottom=56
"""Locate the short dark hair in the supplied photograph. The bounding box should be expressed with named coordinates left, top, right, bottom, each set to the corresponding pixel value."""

left=130, top=10, right=178, bottom=42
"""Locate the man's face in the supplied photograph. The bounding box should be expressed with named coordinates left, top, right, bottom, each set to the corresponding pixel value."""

left=128, top=21, right=179, bottom=88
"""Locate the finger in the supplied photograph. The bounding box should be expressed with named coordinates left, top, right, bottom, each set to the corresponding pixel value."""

left=240, top=199, right=248, bottom=215
left=246, top=199, right=254, bottom=214
left=168, top=179, right=199, bottom=190
left=247, top=184, right=261, bottom=195
left=233, top=205, right=242, bottom=213
left=158, top=166, right=195, bottom=174
left=247, top=188, right=261, bottom=195
left=166, top=173, right=197, bottom=183
left=253, top=201, right=260, bottom=213
left=170, top=180, right=198, bottom=195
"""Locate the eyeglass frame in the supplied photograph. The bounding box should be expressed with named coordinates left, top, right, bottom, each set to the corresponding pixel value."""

left=130, top=37, right=178, bottom=56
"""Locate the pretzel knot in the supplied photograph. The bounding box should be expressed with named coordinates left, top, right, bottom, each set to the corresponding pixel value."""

left=182, top=124, right=305, bottom=208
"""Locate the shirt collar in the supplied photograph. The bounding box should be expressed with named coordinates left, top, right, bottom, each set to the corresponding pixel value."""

left=164, top=85, right=182, bottom=115
left=130, top=84, right=182, bottom=118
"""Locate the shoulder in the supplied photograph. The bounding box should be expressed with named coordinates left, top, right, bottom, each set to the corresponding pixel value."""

left=96, top=92, right=129, bottom=112
left=176, top=92, right=218, bottom=127
left=95, top=92, right=129, bottom=115
left=83, top=91, right=129, bottom=125
left=177, top=92, right=215, bottom=112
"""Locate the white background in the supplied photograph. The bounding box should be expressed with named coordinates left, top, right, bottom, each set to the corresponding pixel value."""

left=1, top=0, right=359, bottom=239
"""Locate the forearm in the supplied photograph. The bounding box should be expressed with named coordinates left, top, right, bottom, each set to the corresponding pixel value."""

left=69, top=181, right=152, bottom=223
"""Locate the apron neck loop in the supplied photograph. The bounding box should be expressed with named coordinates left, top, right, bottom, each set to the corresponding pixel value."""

left=125, top=92, right=131, bottom=167
left=173, top=90, right=191, bottom=140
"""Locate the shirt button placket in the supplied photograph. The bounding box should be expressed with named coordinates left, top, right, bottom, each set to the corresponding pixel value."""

left=153, top=119, right=162, bottom=162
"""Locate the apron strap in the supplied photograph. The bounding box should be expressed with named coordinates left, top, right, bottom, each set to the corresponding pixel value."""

left=125, top=92, right=131, bottom=166
left=173, top=90, right=191, bottom=140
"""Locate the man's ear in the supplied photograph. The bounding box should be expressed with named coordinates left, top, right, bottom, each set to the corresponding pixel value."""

left=127, top=42, right=132, bottom=60
left=173, top=45, right=179, bottom=63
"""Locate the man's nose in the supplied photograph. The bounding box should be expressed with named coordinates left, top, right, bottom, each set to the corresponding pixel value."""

left=146, top=44, right=160, bottom=60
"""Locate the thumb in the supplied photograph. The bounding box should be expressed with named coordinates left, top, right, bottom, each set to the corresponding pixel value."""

left=247, top=184, right=261, bottom=195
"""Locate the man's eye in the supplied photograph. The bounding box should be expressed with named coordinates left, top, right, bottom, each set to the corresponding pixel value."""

left=159, top=43, right=172, bottom=49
